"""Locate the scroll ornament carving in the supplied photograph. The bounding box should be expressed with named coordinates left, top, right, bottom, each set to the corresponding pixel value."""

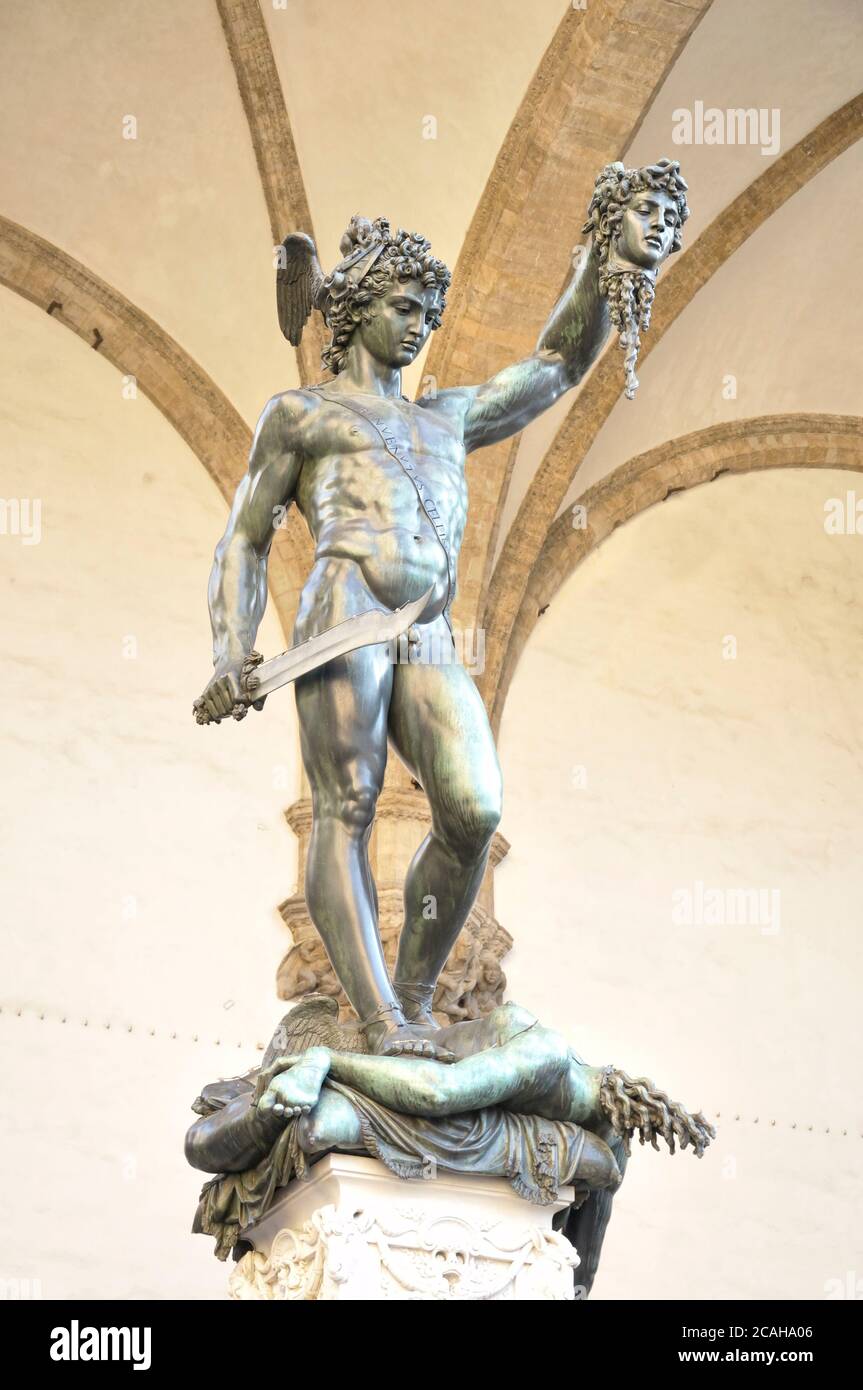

left=228, top=1202, right=579, bottom=1301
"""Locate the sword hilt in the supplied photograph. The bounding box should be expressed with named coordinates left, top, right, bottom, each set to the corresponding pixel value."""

left=234, top=649, right=265, bottom=719
left=192, top=651, right=264, bottom=725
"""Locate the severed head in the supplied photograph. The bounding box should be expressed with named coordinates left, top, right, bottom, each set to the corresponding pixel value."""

left=583, top=158, right=689, bottom=399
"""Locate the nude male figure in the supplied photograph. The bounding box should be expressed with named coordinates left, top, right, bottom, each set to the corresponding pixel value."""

left=195, top=175, right=686, bottom=1059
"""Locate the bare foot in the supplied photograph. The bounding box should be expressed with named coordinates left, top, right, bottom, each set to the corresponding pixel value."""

left=256, top=1046, right=331, bottom=1119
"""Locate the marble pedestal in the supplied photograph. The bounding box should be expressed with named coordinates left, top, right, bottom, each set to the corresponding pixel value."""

left=228, top=1153, right=580, bottom=1301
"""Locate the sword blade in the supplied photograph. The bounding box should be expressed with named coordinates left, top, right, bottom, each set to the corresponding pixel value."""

left=250, top=584, right=434, bottom=699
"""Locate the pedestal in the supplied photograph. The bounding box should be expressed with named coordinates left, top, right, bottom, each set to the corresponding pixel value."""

left=228, top=1153, right=579, bottom=1301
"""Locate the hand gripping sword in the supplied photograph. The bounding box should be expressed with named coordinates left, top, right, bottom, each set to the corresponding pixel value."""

left=192, top=585, right=434, bottom=726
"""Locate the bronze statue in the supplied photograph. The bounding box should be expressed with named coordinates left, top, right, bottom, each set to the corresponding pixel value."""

left=185, top=160, right=714, bottom=1295
left=192, top=164, right=689, bottom=1062
left=186, top=998, right=713, bottom=1290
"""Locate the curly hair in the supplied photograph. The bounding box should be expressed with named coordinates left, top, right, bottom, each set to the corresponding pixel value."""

left=583, top=158, right=689, bottom=266
left=321, top=215, right=451, bottom=375
left=582, top=159, right=689, bottom=400
left=599, top=1065, right=715, bottom=1158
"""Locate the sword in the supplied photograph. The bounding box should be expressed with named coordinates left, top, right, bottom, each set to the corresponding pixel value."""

left=193, top=584, right=434, bottom=725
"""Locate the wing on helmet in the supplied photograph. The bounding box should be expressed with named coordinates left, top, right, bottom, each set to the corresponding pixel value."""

left=276, top=232, right=324, bottom=347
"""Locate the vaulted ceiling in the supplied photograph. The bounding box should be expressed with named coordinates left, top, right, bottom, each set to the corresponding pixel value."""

left=1, top=0, right=861, bottom=726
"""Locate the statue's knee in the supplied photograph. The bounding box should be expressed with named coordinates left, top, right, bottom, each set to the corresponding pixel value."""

left=346, top=782, right=380, bottom=831
left=324, top=781, right=379, bottom=833
left=478, top=794, right=502, bottom=846
left=439, top=790, right=501, bottom=859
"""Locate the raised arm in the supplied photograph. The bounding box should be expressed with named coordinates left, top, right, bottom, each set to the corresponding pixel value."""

left=451, top=243, right=610, bottom=454
left=196, top=391, right=304, bottom=723
left=446, top=158, right=689, bottom=451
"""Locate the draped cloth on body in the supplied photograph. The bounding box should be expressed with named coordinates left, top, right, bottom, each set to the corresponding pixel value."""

left=192, top=1076, right=592, bottom=1261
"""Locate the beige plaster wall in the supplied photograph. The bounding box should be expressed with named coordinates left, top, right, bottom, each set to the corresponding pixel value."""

left=498, top=0, right=863, bottom=549
left=560, top=143, right=863, bottom=509
left=497, top=466, right=863, bottom=1299
left=0, top=290, right=300, bottom=1297
left=0, top=0, right=859, bottom=1302
left=0, top=0, right=294, bottom=425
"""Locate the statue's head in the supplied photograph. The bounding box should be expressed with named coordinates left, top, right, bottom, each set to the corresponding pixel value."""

left=583, top=158, right=689, bottom=272
left=582, top=158, right=689, bottom=400
left=479, top=951, right=504, bottom=989
left=320, top=215, right=451, bottom=375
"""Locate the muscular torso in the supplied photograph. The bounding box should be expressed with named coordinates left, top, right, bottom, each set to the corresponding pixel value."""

left=293, top=389, right=468, bottom=626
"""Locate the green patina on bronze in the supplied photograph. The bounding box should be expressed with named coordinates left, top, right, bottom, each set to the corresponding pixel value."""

left=187, top=165, right=712, bottom=1296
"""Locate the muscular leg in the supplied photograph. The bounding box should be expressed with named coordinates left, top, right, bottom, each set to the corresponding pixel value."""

left=294, top=566, right=450, bottom=1058
left=388, top=621, right=503, bottom=1021
left=296, top=638, right=395, bottom=1022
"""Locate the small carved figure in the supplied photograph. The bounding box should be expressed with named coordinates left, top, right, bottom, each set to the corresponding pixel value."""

left=433, top=938, right=481, bottom=1021
left=276, top=940, right=341, bottom=1002
left=468, top=948, right=507, bottom=1019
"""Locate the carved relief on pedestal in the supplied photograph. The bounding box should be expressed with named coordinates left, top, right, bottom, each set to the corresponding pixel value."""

left=276, top=788, right=512, bottom=1023
left=228, top=1201, right=578, bottom=1302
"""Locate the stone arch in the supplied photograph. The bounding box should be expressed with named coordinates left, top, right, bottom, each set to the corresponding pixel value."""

left=481, top=94, right=863, bottom=710
left=491, top=413, right=863, bottom=730
left=418, top=0, right=713, bottom=628
left=0, top=212, right=312, bottom=640
left=216, top=0, right=328, bottom=383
